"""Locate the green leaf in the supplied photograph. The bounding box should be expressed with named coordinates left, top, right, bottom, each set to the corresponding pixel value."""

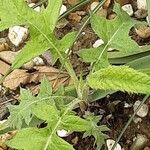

left=88, top=66, right=150, bottom=94
left=83, top=113, right=109, bottom=150
left=51, top=32, right=77, bottom=64
left=7, top=128, right=73, bottom=150
left=0, top=0, right=76, bottom=71
left=39, top=76, right=52, bottom=98
left=91, top=3, right=138, bottom=53
left=43, top=0, right=62, bottom=32
left=7, top=77, right=53, bottom=129
left=7, top=89, right=35, bottom=129
left=62, top=115, right=91, bottom=131
left=88, top=3, right=139, bottom=69
left=32, top=102, right=59, bottom=125
left=78, top=46, right=109, bottom=70
left=78, top=47, right=101, bottom=63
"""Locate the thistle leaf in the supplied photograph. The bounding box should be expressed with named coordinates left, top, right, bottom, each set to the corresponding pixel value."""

left=91, top=3, right=139, bottom=53
left=88, top=66, right=150, bottom=94
left=83, top=113, right=109, bottom=150
left=0, top=0, right=76, bottom=70
left=7, top=77, right=53, bottom=129
left=7, top=128, right=73, bottom=150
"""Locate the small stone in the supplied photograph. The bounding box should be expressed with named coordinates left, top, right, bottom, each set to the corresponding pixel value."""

left=146, top=16, right=150, bottom=24
left=106, top=139, right=122, bottom=150
left=28, top=3, right=41, bottom=12
left=108, top=13, right=117, bottom=20
left=133, top=100, right=149, bottom=118
left=60, top=5, right=67, bottom=15
left=135, top=26, right=150, bottom=39
left=8, top=26, right=29, bottom=47
left=57, top=129, right=70, bottom=137
left=0, top=39, right=9, bottom=52
left=144, top=147, right=150, bottom=150
left=134, top=9, right=148, bottom=19
left=137, top=0, right=147, bottom=10
left=33, top=57, right=44, bottom=66
left=82, top=32, right=86, bottom=35
left=22, top=61, right=34, bottom=69
left=90, top=2, right=99, bottom=11
left=93, top=39, right=104, bottom=48
left=122, top=4, right=133, bottom=16
left=131, top=134, right=149, bottom=150
left=124, top=102, right=132, bottom=108
left=133, top=117, right=142, bottom=124
left=0, top=51, right=18, bottom=64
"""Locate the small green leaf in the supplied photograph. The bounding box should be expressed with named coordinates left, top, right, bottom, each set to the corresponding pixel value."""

left=39, top=76, right=52, bottom=98
left=7, top=128, right=73, bottom=150
left=62, top=115, right=91, bottom=132
left=88, top=66, right=150, bottom=94
left=51, top=32, right=77, bottom=64
left=91, top=3, right=139, bottom=53
left=7, top=77, right=53, bottom=129
left=83, top=113, right=109, bottom=150
left=7, top=89, right=35, bottom=129
left=32, top=102, right=59, bottom=124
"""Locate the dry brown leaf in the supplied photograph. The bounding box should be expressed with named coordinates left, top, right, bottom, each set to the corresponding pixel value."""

left=3, top=69, right=30, bottom=90
left=103, top=0, right=112, bottom=8
left=115, top=0, right=129, bottom=6
left=0, top=43, right=9, bottom=52
left=0, top=60, right=10, bottom=75
left=0, top=130, right=17, bottom=150
left=67, top=0, right=78, bottom=5
left=68, top=12, right=82, bottom=24
left=0, top=51, right=17, bottom=64
left=97, top=8, right=107, bottom=18
left=3, top=66, right=71, bottom=90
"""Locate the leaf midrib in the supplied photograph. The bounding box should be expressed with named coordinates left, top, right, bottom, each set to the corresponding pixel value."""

left=11, top=0, right=64, bottom=67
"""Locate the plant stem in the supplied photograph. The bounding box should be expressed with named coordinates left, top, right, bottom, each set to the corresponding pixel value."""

left=44, top=98, right=82, bottom=150
left=111, top=94, right=149, bottom=150
left=53, top=0, right=106, bottom=97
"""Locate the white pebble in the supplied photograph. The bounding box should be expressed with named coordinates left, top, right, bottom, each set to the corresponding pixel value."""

left=28, top=3, right=41, bottom=12
left=57, top=129, right=70, bottom=137
left=93, top=39, right=104, bottom=48
left=90, top=2, right=99, bottom=11
left=133, top=100, right=149, bottom=118
left=137, top=0, right=147, bottom=10
left=106, top=139, right=122, bottom=150
left=146, top=16, right=150, bottom=24
left=60, top=5, right=67, bottom=15
left=122, top=4, right=133, bottom=16
left=131, top=134, right=149, bottom=150
left=124, top=102, right=132, bottom=108
left=33, top=57, right=44, bottom=66
left=133, top=117, right=142, bottom=124
left=82, top=32, right=86, bottom=35
left=8, top=26, right=28, bottom=47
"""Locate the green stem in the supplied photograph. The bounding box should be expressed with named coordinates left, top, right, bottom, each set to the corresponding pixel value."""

left=111, top=94, right=149, bottom=150
left=44, top=98, right=82, bottom=150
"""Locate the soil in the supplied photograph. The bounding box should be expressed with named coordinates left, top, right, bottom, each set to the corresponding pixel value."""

left=0, top=0, right=150, bottom=150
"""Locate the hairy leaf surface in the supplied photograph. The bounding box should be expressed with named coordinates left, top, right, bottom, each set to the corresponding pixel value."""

left=88, top=66, right=150, bottom=94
